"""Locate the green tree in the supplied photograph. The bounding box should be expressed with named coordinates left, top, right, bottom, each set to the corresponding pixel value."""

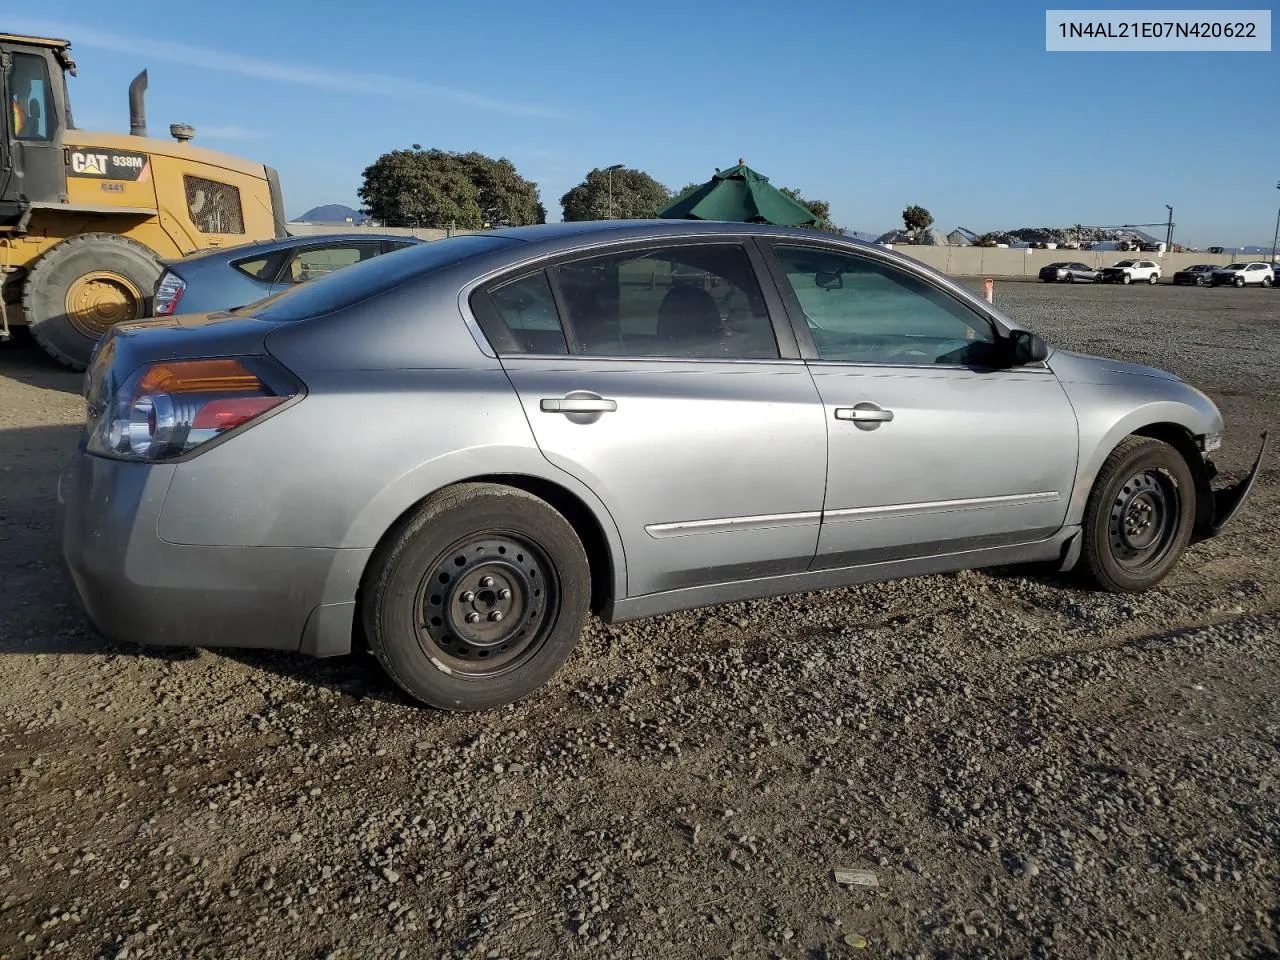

left=902, top=204, right=934, bottom=235
left=671, top=181, right=704, bottom=203
left=358, top=146, right=544, bottom=228
left=780, top=187, right=841, bottom=233
left=560, top=166, right=672, bottom=221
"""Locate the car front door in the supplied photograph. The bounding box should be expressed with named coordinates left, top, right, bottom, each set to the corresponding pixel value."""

left=469, top=240, right=828, bottom=598
left=762, top=241, right=1080, bottom=570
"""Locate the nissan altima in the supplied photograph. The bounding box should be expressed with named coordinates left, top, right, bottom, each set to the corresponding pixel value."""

left=57, top=220, right=1267, bottom=711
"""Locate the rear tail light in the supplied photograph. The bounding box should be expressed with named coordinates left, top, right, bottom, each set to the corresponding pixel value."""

left=153, top=271, right=187, bottom=316
left=86, top=357, right=300, bottom=461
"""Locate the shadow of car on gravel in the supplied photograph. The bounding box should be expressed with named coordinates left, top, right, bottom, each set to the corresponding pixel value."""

left=0, top=329, right=86, bottom=395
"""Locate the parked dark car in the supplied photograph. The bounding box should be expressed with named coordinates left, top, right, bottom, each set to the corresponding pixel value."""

left=1172, top=264, right=1216, bottom=286
left=1038, top=261, right=1100, bottom=283
left=151, top=233, right=424, bottom=317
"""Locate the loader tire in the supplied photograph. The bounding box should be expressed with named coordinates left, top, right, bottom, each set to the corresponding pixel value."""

left=23, top=233, right=163, bottom=370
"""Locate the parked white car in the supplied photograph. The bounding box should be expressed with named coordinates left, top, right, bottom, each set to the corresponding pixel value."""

left=1100, top=259, right=1162, bottom=284
left=1209, top=262, right=1274, bottom=288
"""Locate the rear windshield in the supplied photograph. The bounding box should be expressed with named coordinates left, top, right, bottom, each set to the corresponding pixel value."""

left=247, top=234, right=515, bottom=323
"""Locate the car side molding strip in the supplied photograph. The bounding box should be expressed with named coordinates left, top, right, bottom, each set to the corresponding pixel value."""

left=824, top=491, right=1061, bottom=522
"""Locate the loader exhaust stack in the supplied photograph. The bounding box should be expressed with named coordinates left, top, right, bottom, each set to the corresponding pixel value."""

left=129, top=70, right=148, bottom=137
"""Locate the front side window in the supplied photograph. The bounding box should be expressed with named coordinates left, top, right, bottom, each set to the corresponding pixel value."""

left=282, top=242, right=384, bottom=283
left=771, top=244, right=997, bottom=367
left=184, top=176, right=245, bottom=234
left=7, top=52, right=53, bottom=141
left=551, top=243, right=778, bottom=359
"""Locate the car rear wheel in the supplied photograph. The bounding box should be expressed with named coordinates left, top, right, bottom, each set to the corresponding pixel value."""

left=1079, top=436, right=1195, bottom=593
left=1263, top=277, right=1272, bottom=288
left=1065, top=272, right=1075, bottom=283
left=362, top=483, right=591, bottom=711
left=1148, top=273, right=1158, bottom=284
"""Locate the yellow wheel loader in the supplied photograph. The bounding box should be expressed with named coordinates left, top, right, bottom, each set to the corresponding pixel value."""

left=1, top=33, right=286, bottom=368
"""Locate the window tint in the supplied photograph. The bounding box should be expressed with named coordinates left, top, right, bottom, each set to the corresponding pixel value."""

left=232, top=250, right=288, bottom=281
left=772, top=244, right=998, bottom=366
left=283, top=242, right=384, bottom=284
left=485, top=271, right=568, bottom=354
left=7, top=53, right=52, bottom=141
left=549, top=244, right=777, bottom=359
left=184, top=176, right=245, bottom=234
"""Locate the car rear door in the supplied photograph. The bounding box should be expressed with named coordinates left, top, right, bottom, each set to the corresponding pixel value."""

left=469, top=239, right=828, bottom=598
left=760, top=240, right=1080, bottom=570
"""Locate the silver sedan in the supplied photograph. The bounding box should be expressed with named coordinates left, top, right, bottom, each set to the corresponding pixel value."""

left=57, top=220, right=1267, bottom=711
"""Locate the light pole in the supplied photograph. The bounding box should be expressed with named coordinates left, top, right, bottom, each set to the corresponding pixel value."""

left=1271, top=181, right=1280, bottom=267
left=1164, top=204, right=1174, bottom=251
left=605, top=163, right=623, bottom=219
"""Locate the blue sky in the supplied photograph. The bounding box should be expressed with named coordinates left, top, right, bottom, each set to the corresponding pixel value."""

left=10, top=1, right=1278, bottom=246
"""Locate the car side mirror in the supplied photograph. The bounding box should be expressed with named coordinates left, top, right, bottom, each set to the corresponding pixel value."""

left=1006, top=329, right=1050, bottom=365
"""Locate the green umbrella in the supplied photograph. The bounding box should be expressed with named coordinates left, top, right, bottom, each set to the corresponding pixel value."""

left=657, top=160, right=822, bottom=227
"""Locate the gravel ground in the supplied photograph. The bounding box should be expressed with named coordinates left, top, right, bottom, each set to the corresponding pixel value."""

left=1, top=282, right=1278, bottom=960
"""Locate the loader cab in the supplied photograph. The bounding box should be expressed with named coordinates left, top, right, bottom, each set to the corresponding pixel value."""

left=0, top=35, right=72, bottom=226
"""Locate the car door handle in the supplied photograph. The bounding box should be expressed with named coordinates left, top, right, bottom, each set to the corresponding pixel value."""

left=540, top=397, right=618, bottom=414
left=834, top=405, right=894, bottom=423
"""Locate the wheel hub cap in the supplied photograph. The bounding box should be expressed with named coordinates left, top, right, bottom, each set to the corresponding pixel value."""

left=65, top=271, right=143, bottom=339
left=414, top=535, right=556, bottom=676
left=1108, top=469, right=1178, bottom=569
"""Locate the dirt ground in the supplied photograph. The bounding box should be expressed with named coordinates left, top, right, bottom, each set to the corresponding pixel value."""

left=1, top=281, right=1278, bottom=960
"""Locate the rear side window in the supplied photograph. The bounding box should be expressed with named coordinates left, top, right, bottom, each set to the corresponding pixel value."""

left=184, top=176, right=245, bottom=234
left=479, top=271, right=568, bottom=355
left=232, top=250, right=289, bottom=281
left=283, top=242, right=385, bottom=284
left=472, top=243, right=779, bottom=360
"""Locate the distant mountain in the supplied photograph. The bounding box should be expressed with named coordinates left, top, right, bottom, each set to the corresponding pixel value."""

left=291, top=204, right=367, bottom=225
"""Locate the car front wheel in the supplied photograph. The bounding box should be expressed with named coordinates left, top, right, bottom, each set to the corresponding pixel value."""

left=1234, top=276, right=1245, bottom=287
left=362, top=482, right=591, bottom=711
left=1079, top=436, right=1195, bottom=593
left=1122, top=274, right=1132, bottom=284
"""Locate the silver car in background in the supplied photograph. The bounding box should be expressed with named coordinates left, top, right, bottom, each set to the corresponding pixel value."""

left=58, top=220, right=1267, bottom=711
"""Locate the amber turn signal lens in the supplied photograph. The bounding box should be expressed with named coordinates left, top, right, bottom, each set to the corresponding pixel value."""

left=137, top=359, right=262, bottom=395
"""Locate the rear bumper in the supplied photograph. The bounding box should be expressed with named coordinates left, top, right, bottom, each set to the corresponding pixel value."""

left=56, top=450, right=368, bottom=657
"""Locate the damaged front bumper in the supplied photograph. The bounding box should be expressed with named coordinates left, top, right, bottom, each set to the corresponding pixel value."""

left=1194, top=431, right=1269, bottom=541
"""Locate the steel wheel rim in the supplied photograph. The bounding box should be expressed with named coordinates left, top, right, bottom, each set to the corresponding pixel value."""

left=1108, top=468, right=1180, bottom=572
left=65, top=271, right=143, bottom=339
left=413, top=533, right=559, bottom=678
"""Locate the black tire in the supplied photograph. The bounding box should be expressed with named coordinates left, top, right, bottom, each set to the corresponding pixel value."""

left=22, top=233, right=163, bottom=370
left=1263, top=276, right=1272, bottom=288
left=1148, top=273, right=1158, bottom=284
left=362, top=482, right=591, bottom=711
left=1065, top=272, right=1075, bottom=283
left=1079, top=436, right=1195, bottom=593
left=1234, top=276, right=1245, bottom=288
left=1122, top=274, right=1132, bottom=285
